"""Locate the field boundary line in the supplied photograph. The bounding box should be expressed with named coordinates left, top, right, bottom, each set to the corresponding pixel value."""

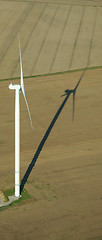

left=30, top=4, right=60, bottom=75
left=0, top=3, right=33, bottom=64
left=49, top=5, right=72, bottom=73
left=11, top=2, right=47, bottom=78
left=0, top=65, right=102, bottom=82
left=0, top=0, right=101, bottom=8
left=69, top=6, right=85, bottom=69
left=87, top=6, right=97, bottom=66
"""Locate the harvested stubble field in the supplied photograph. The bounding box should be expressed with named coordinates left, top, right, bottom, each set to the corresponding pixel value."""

left=0, top=68, right=102, bottom=240
left=0, top=0, right=102, bottom=79
left=0, top=0, right=102, bottom=239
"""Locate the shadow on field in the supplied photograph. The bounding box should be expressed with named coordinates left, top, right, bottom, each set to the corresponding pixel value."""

left=20, top=69, right=86, bottom=193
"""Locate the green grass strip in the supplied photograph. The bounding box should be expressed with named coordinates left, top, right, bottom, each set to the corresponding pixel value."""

left=0, top=188, right=31, bottom=211
left=0, top=65, right=102, bottom=82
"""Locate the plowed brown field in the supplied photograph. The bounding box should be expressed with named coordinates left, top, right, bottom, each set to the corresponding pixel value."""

left=0, top=67, right=102, bottom=240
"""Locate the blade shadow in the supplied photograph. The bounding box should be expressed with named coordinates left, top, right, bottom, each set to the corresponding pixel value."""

left=20, top=69, right=86, bottom=193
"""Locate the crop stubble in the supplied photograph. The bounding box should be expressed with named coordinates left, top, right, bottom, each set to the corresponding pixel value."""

left=0, top=1, right=102, bottom=79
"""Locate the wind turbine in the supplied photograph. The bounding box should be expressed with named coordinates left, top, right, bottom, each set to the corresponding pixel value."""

left=9, top=39, right=33, bottom=198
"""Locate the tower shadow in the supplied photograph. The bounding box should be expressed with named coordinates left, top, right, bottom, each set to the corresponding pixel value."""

left=20, top=69, right=86, bottom=193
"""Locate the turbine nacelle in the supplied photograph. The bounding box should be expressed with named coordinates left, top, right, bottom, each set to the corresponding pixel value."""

left=9, top=83, right=20, bottom=90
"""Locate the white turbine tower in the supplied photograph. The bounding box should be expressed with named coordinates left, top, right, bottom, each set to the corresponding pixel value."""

left=9, top=39, right=33, bottom=198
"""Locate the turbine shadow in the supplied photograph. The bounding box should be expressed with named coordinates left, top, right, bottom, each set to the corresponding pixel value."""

left=20, top=69, right=86, bottom=193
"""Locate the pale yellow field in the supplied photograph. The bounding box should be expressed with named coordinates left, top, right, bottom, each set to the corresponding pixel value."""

left=0, top=0, right=102, bottom=79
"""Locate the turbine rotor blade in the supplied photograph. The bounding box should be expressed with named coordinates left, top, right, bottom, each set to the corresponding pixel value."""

left=18, top=35, right=24, bottom=88
left=22, top=88, right=33, bottom=130
left=18, top=36, right=33, bottom=129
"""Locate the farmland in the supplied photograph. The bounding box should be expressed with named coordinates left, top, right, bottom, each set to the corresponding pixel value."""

left=0, top=0, right=102, bottom=240
left=0, top=0, right=102, bottom=79
left=0, top=68, right=102, bottom=239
